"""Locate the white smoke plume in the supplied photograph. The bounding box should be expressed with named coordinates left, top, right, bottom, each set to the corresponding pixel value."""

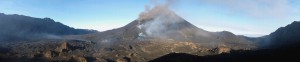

left=138, top=0, right=177, bottom=21
left=137, top=0, right=186, bottom=39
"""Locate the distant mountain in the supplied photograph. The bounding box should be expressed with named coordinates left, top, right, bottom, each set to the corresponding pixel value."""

left=268, top=21, right=300, bottom=48
left=0, top=13, right=97, bottom=41
left=241, top=21, right=300, bottom=48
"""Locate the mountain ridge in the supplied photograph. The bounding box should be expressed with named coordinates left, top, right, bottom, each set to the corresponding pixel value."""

left=0, top=13, right=98, bottom=41
left=268, top=21, right=300, bottom=48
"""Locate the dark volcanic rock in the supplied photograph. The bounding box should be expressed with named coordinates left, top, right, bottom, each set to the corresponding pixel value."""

left=150, top=43, right=300, bottom=62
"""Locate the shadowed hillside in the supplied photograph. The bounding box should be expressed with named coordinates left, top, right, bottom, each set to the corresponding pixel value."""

left=0, top=13, right=97, bottom=41
left=268, top=21, right=300, bottom=48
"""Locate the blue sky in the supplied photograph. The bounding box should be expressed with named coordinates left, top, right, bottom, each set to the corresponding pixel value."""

left=0, top=0, right=300, bottom=37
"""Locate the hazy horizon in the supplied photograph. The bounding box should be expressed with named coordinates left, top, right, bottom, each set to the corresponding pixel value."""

left=1, top=0, right=300, bottom=37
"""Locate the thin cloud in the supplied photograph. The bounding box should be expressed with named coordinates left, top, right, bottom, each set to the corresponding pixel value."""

left=199, top=0, right=299, bottom=19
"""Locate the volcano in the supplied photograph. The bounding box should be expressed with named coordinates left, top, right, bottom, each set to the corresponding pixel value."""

left=61, top=6, right=256, bottom=61
left=78, top=6, right=255, bottom=46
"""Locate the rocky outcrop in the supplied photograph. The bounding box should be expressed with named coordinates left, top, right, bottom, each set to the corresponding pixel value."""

left=210, top=47, right=231, bottom=54
left=70, top=56, right=87, bottom=62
